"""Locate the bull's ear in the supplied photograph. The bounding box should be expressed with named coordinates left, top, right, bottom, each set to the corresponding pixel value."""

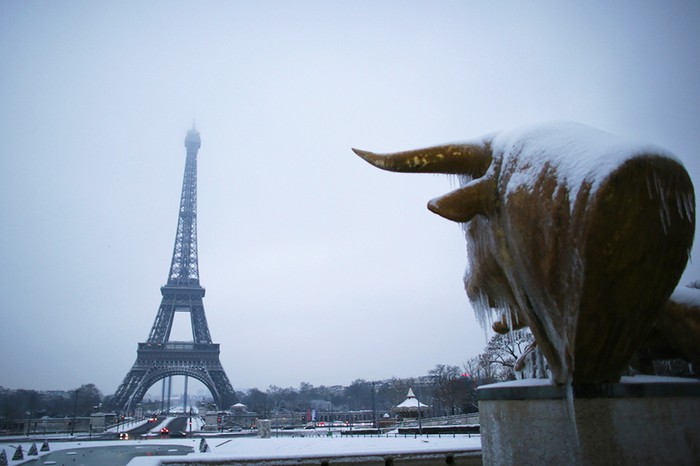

left=352, top=144, right=491, bottom=177
left=427, top=178, right=497, bottom=222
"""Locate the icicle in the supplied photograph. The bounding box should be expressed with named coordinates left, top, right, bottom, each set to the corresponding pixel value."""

left=505, top=311, right=515, bottom=347
left=645, top=175, right=654, bottom=199
left=458, top=173, right=474, bottom=187
left=536, top=346, right=548, bottom=379
left=682, top=192, right=694, bottom=220
left=470, top=290, right=493, bottom=338
left=675, top=191, right=689, bottom=221
left=519, top=348, right=534, bottom=378
left=564, top=382, right=582, bottom=465
left=662, top=198, right=671, bottom=234
left=651, top=171, right=671, bottom=234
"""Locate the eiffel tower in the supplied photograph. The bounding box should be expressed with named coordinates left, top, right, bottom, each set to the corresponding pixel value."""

left=112, top=127, right=237, bottom=413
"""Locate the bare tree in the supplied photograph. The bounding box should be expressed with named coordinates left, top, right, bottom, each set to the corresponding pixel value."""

left=482, top=330, right=535, bottom=380
left=243, top=388, right=271, bottom=418
left=428, top=364, right=463, bottom=415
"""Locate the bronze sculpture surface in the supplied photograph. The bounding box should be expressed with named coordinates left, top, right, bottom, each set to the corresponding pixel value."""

left=355, top=122, right=695, bottom=384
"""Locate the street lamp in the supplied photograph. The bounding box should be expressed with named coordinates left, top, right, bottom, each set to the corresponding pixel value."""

left=371, top=381, right=378, bottom=435
left=416, top=392, right=422, bottom=435
left=71, top=388, right=81, bottom=436
left=25, top=392, right=37, bottom=437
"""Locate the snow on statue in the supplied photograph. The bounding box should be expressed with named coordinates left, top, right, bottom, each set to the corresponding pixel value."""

left=354, top=121, right=695, bottom=385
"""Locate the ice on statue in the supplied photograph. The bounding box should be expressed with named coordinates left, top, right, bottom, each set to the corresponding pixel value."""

left=636, top=281, right=700, bottom=373
left=355, top=121, right=696, bottom=385
left=355, top=121, right=699, bottom=465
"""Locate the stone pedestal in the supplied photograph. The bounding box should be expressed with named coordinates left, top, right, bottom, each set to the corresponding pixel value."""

left=258, top=419, right=271, bottom=438
left=203, top=411, right=220, bottom=432
left=89, top=413, right=106, bottom=433
left=478, top=376, right=700, bottom=466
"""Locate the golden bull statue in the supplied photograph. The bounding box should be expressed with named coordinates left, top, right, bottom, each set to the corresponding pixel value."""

left=355, top=121, right=695, bottom=384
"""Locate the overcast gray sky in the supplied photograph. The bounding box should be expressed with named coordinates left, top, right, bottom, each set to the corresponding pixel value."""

left=1, top=1, right=699, bottom=396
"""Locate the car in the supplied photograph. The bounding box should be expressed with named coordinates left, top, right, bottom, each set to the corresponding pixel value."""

left=160, top=427, right=169, bottom=436
left=119, top=433, right=129, bottom=440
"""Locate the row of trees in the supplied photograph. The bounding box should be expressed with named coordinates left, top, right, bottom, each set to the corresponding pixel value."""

left=236, top=376, right=450, bottom=419
left=235, top=330, right=535, bottom=418
left=0, top=383, right=103, bottom=431
left=1, top=331, right=533, bottom=427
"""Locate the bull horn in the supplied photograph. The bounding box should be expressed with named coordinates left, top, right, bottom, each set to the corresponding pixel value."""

left=427, top=177, right=497, bottom=222
left=352, top=144, right=492, bottom=177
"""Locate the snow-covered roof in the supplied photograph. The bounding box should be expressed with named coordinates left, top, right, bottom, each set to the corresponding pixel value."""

left=395, top=387, right=429, bottom=410
left=395, top=398, right=429, bottom=410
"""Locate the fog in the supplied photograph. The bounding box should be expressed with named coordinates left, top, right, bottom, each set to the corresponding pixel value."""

left=1, top=1, right=698, bottom=396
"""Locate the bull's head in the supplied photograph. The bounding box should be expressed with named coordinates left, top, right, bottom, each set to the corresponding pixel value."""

left=355, top=121, right=695, bottom=384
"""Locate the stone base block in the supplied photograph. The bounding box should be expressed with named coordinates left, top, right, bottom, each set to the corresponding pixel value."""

left=258, top=419, right=272, bottom=438
left=477, top=376, right=700, bottom=466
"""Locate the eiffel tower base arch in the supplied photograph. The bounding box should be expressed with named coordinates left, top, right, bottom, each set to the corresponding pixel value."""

left=111, top=343, right=236, bottom=414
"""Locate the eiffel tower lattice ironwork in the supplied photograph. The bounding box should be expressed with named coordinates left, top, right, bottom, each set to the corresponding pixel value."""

left=112, top=127, right=237, bottom=413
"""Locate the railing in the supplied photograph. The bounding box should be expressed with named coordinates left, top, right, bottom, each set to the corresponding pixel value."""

left=416, top=413, right=480, bottom=426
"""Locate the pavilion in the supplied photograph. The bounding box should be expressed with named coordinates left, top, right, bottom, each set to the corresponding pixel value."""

left=394, top=387, right=430, bottom=418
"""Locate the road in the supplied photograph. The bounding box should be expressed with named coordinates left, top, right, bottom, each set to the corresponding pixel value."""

left=166, top=416, right=191, bottom=437
left=120, top=415, right=192, bottom=439
left=123, top=416, right=163, bottom=437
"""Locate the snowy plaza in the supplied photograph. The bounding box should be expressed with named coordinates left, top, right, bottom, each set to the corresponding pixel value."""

left=2, top=432, right=481, bottom=466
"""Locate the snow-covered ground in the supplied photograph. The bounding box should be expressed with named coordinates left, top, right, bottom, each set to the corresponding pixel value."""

left=1, top=433, right=480, bottom=465
left=156, top=434, right=481, bottom=466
